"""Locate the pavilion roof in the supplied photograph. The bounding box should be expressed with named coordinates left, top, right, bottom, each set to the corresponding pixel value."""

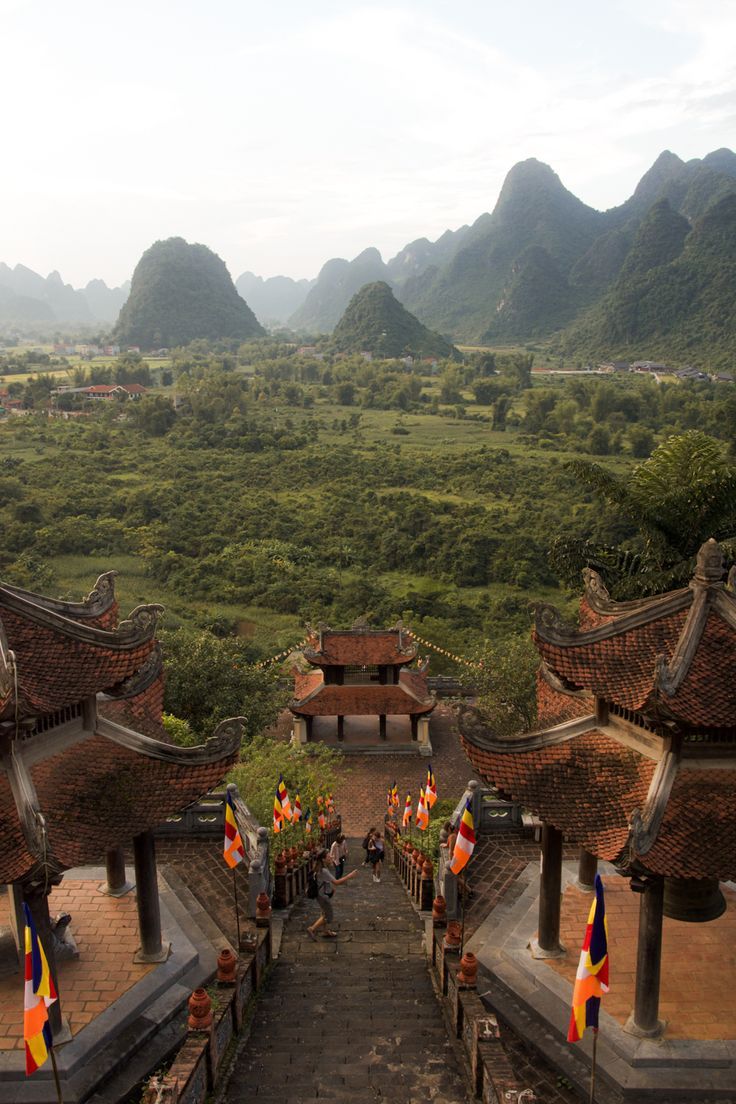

left=0, top=574, right=242, bottom=885
left=291, top=667, right=434, bottom=717
left=303, top=625, right=417, bottom=667
left=458, top=540, right=736, bottom=881
left=533, top=540, right=736, bottom=728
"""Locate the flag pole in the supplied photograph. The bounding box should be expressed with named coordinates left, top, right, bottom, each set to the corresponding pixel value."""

left=589, top=1029, right=598, bottom=1104
left=232, top=867, right=242, bottom=950
left=49, top=1045, right=64, bottom=1104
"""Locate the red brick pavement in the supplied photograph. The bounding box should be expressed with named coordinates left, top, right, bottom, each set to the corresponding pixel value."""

left=547, top=877, right=736, bottom=1041
left=0, top=881, right=152, bottom=1049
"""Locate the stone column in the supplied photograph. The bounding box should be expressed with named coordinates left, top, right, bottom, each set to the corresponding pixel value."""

left=379, top=714, right=387, bottom=739
left=101, top=845, right=134, bottom=897
left=133, top=830, right=169, bottom=963
left=577, top=847, right=598, bottom=892
left=22, top=882, right=71, bottom=1042
left=305, top=716, right=313, bottom=742
left=337, top=715, right=345, bottom=741
left=625, top=876, right=665, bottom=1037
left=418, top=716, right=431, bottom=749
left=292, top=717, right=307, bottom=745
left=531, top=823, right=565, bottom=958
left=410, top=715, right=419, bottom=740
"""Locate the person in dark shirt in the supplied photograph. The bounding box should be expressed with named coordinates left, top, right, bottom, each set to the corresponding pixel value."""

left=306, top=848, right=357, bottom=940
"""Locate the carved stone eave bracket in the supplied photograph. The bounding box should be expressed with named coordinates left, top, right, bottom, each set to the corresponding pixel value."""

left=652, top=584, right=711, bottom=698
left=7, top=742, right=63, bottom=885
left=115, top=603, right=165, bottom=643
left=533, top=603, right=578, bottom=641
left=98, top=643, right=163, bottom=701
left=538, top=660, right=592, bottom=700
left=0, top=616, right=14, bottom=702
left=627, top=748, right=679, bottom=859
left=98, top=714, right=244, bottom=765
left=455, top=700, right=597, bottom=754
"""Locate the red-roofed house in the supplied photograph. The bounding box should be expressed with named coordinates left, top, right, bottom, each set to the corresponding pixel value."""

left=291, top=621, right=435, bottom=748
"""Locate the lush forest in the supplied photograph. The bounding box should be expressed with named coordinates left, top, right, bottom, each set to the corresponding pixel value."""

left=1, top=337, right=736, bottom=735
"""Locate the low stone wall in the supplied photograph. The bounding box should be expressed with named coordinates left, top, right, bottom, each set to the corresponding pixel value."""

left=385, top=828, right=537, bottom=1104
left=141, top=923, right=273, bottom=1104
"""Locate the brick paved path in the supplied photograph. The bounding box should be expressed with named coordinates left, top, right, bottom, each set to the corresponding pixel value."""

left=224, top=845, right=470, bottom=1104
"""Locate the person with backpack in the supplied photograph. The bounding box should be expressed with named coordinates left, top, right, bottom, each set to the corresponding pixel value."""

left=306, top=848, right=357, bottom=940
left=361, top=827, right=375, bottom=865
left=368, top=830, right=384, bottom=883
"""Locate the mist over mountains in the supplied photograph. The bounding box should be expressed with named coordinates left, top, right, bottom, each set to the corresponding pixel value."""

left=3, top=146, right=735, bottom=363
left=0, top=264, right=129, bottom=325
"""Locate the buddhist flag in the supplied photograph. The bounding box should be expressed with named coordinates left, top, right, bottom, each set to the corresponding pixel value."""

left=449, top=800, right=476, bottom=874
left=223, top=790, right=245, bottom=868
left=318, top=810, right=326, bottom=830
left=402, top=793, right=412, bottom=828
left=392, top=781, right=399, bottom=807
left=277, top=776, right=292, bottom=821
left=23, top=903, right=57, bottom=1076
left=293, top=793, right=302, bottom=823
left=416, top=787, right=429, bottom=831
left=304, top=807, right=312, bottom=834
left=326, top=793, right=334, bottom=812
left=273, top=787, right=283, bottom=833
left=426, top=764, right=437, bottom=808
left=567, top=875, right=609, bottom=1043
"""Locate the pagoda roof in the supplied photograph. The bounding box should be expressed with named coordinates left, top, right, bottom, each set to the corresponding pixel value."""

left=0, top=574, right=242, bottom=885
left=291, top=667, right=434, bottom=717
left=303, top=624, right=417, bottom=667
left=0, top=575, right=165, bottom=723
left=533, top=540, right=736, bottom=729
left=457, top=541, right=736, bottom=882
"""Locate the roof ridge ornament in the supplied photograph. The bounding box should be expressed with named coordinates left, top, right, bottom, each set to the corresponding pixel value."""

left=533, top=603, right=577, bottom=638
left=83, top=570, right=118, bottom=611
left=116, top=604, right=164, bottom=640
left=692, top=538, right=724, bottom=587
left=582, top=567, right=612, bottom=607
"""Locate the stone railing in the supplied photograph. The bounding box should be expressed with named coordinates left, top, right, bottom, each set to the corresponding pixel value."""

left=385, top=824, right=435, bottom=911
left=141, top=907, right=274, bottom=1104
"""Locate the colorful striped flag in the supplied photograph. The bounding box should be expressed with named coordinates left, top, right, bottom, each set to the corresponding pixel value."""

left=426, top=764, right=437, bottom=807
left=23, top=903, right=57, bottom=1076
left=223, top=790, right=245, bottom=868
left=416, top=786, right=429, bottom=830
left=304, top=807, right=312, bottom=834
left=277, top=776, right=292, bottom=821
left=326, top=793, right=334, bottom=812
left=449, top=800, right=476, bottom=874
left=567, top=874, right=609, bottom=1043
left=318, top=810, right=326, bottom=830
left=391, top=781, right=399, bottom=807
left=293, top=793, right=302, bottom=823
left=273, top=787, right=283, bottom=833
left=402, top=793, right=412, bottom=828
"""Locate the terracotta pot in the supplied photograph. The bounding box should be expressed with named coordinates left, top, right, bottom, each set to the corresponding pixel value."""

left=458, top=951, right=478, bottom=986
left=255, top=892, right=272, bottom=924
left=422, top=859, right=434, bottom=878
left=444, top=920, right=462, bottom=950
left=187, top=987, right=213, bottom=1031
left=216, top=947, right=237, bottom=983
left=274, top=852, right=287, bottom=875
left=432, top=894, right=447, bottom=921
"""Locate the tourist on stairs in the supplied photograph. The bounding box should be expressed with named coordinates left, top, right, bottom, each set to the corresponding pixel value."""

left=306, top=848, right=357, bottom=940
left=368, top=830, right=384, bottom=883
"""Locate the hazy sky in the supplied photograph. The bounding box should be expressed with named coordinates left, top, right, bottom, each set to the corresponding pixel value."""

left=1, top=0, right=734, bottom=287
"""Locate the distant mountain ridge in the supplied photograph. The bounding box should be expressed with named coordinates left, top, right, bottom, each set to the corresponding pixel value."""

left=0, top=263, right=129, bottom=324
left=281, top=146, right=736, bottom=361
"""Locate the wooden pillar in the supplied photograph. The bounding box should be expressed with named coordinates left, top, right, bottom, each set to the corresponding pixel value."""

left=577, top=847, right=597, bottom=891
left=133, top=830, right=169, bottom=962
left=337, top=715, right=345, bottom=741
left=102, top=845, right=134, bottom=896
left=410, top=714, right=418, bottom=741
left=532, top=824, right=565, bottom=958
left=379, top=714, right=387, bottom=740
left=626, top=876, right=665, bottom=1037
left=305, top=716, right=313, bottom=742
